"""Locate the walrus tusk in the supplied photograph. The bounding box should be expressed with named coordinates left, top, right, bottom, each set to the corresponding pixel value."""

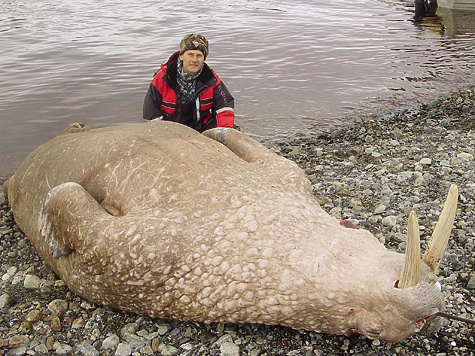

left=422, top=184, right=458, bottom=274
left=398, top=211, right=421, bottom=289
left=399, top=184, right=458, bottom=288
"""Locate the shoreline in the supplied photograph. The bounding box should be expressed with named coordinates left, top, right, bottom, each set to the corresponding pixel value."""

left=1, top=89, right=475, bottom=355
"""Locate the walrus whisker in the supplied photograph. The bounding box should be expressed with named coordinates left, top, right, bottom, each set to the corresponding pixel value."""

left=434, top=312, right=475, bottom=325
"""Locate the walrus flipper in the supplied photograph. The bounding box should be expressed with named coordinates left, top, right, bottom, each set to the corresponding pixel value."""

left=203, top=128, right=275, bottom=165
left=39, top=182, right=112, bottom=259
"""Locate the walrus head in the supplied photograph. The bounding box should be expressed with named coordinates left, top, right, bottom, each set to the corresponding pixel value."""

left=338, top=184, right=457, bottom=342
left=340, top=253, right=443, bottom=342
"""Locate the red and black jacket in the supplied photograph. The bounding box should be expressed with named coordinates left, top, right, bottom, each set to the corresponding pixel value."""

left=143, top=51, right=235, bottom=133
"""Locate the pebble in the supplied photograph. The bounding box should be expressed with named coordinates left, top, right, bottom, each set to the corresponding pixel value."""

left=48, top=299, right=69, bottom=316
left=103, top=334, right=120, bottom=350
left=23, top=275, right=41, bottom=289
left=220, top=341, right=240, bottom=356
left=1, top=89, right=475, bottom=355
left=115, top=343, right=132, bottom=356
left=0, top=293, right=15, bottom=308
left=158, top=344, right=178, bottom=356
left=467, top=275, right=475, bottom=289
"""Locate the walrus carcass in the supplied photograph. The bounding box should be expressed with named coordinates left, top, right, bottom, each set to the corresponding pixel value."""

left=3, top=121, right=458, bottom=342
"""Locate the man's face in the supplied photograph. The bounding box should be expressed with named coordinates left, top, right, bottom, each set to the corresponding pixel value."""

left=180, top=50, right=205, bottom=75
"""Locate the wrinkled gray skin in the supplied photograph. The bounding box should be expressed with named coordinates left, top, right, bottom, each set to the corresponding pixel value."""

left=4, top=121, right=444, bottom=342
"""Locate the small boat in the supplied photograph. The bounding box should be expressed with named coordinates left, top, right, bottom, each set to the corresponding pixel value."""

left=437, top=0, right=475, bottom=10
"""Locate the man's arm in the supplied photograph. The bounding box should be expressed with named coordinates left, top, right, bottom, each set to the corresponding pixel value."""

left=214, top=81, right=235, bottom=128
left=143, top=84, right=164, bottom=121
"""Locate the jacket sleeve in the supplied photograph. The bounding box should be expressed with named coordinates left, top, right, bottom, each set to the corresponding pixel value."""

left=143, top=83, right=164, bottom=121
left=213, top=81, right=235, bottom=128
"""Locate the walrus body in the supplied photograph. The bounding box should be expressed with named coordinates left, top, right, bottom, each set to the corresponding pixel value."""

left=4, top=121, right=448, bottom=342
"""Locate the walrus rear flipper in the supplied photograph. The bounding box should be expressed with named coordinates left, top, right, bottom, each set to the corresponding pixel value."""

left=39, top=182, right=112, bottom=259
left=203, top=128, right=275, bottom=165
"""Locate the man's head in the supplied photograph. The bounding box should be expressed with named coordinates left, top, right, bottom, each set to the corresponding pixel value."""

left=179, top=50, right=204, bottom=75
left=179, top=33, right=209, bottom=75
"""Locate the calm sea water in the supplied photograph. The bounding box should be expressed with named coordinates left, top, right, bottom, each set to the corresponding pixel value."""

left=1, top=0, right=475, bottom=180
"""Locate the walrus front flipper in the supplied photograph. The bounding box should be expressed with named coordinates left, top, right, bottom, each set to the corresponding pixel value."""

left=203, top=128, right=275, bottom=165
left=39, top=182, right=112, bottom=259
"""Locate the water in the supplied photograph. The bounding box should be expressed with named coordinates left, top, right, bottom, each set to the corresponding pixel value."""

left=1, top=0, right=475, bottom=180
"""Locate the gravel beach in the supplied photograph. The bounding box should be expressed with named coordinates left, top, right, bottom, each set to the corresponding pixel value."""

left=1, top=89, right=475, bottom=355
